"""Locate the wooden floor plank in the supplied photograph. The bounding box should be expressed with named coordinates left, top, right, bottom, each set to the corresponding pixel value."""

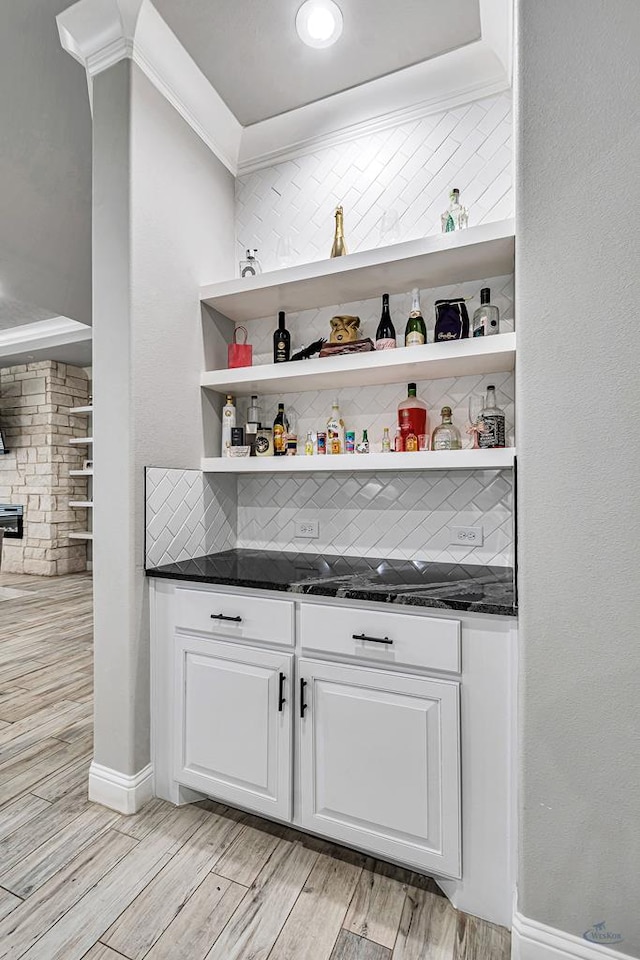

left=0, top=701, right=90, bottom=748
left=393, top=889, right=458, bottom=960
left=18, top=805, right=210, bottom=960
left=0, top=739, right=88, bottom=805
left=0, top=793, right=51, bottom=842
left=0, top=888, right=22, bottom=923
left=344, top=861, right=408, bottom=949
left=112, top=798, right=173, bottom=841
left=145, top=873, right=246, bottom=960
left=213, top=820, right=282, bottom=886
left=30, top=752, right=92, bottom=802
left=203, top=838, right=319, bottom=960
left=0, top=830, right=136, bottom=960
left=268, top=851, right=364, bottom=960
left=103, top=807, right=244, bottom=960
left=330, top=930, right=392, bottom=960
left=82, top=946, right=127, bottom=960
left=452, top=912, right=511, bottom=960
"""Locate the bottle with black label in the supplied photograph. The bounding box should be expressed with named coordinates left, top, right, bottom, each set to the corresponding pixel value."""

left=478, top=385, right=506, bottom=448
left=472, top=288, right=500, bottom=337
left=273, top=312, right=290, bottom=363
left=273, top=402, right=289, bottom=456
left=404, top=288, right=427, bottom=346
left=375, top=294, right=396, bottom=350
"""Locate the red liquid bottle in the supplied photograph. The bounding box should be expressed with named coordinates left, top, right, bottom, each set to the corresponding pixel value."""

left=397, top=383, right=428, bottom=448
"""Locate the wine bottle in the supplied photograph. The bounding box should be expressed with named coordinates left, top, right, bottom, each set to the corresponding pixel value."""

left=404, top=288, right=427, bottom=346
left=273, top=402, right=288, bottom=456
left=273, top=312, right=290, bottom=363
left=375, top=294, right=396, bottom=350
left=330, top=206, right=347, bottom=258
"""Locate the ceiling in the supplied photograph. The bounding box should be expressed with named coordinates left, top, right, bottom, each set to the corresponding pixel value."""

left=0, top=338, right=92, bottom=370
left=153, top=0, right=482, bottom=125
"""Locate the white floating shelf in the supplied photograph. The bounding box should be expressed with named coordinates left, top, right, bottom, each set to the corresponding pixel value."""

left=70, top=406, right=93, bottom=414
left=200, top=220, right=515, bottom=323
left=69, top=501, right=93, bottom=508
left=68, top=531, right=93, bottom=541
left=69, top=468, right=94, bottom=476
left=69, top=437, right=93, bottom=445
left=201, top=333, right=515, bottom=397
left=202, top=449, right=515, bottom=474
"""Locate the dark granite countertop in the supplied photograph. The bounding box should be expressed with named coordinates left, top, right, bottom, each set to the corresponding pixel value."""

left=146, top=549, right=516, bottom=617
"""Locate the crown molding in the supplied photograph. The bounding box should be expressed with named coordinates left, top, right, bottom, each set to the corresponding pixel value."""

left=237, top=39, right=510, bottom=175
left=56, top=0, right=242, bottom=175
left=0, top=318, right=92, bottom=358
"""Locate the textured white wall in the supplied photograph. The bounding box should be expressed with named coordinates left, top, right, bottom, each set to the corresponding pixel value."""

left=517, top=0, right=640, bottom=953
left=92, top=63, right=236, bottom=776
left=236, top=92, right=513, bottom=273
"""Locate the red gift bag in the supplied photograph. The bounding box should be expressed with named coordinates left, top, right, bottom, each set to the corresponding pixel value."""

left=228, top=326, right=253, bottom=368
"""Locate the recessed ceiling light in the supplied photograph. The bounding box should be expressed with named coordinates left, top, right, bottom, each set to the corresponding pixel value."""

left=296, top=0, right=343, bottom=48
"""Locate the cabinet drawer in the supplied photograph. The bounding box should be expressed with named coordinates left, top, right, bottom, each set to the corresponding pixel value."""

left=175, top=588, right=294, bottom=646
left=300, top=603, right=460, bottom=673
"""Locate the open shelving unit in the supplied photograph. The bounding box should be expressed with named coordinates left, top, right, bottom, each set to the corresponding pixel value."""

left=200, top=221, right=516, bottom=475
left=69, top=404, right=93, bottom=560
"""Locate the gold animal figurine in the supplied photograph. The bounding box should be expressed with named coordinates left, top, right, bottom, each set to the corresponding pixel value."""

left=329, top=315, right=360, bottom=344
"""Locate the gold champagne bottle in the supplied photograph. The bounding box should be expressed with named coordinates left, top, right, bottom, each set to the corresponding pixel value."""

left=330, top=206, right=348, bottom=258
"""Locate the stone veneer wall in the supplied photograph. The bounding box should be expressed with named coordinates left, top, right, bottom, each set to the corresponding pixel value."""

left=0, top=361, right=90, bottom=575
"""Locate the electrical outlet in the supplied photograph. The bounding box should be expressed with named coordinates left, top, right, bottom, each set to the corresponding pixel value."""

left=450, top=526, right=484, bottom=547
left=294, top=519, right=319, bottom=539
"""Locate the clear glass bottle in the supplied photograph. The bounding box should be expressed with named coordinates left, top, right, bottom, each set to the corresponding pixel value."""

left=326, top=399, right=345, bottom=455
left=441, top=189, right=469, bottom=233
left=404, top=288, right=427, bottom=346
left=221, top=394, right=235, bottom=457
left=472, top=288, right=500, bottom=337
left=381, top=427, right=391, bottom=453
left=431, top=406, right=462, bottom=450
left=246, top=395, right=261, bottom=433
left=239, top=249, right=262, bottom=277
left=397, top=383, right=428, bottom=446
left=304, top=431, right=314, bottom=456
left=478, top=386, right=506, bottom=449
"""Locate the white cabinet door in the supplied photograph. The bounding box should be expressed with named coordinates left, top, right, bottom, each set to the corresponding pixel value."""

left=298, top=658, right=461, bottom=878
left=175, top=634, right=293, bottom=820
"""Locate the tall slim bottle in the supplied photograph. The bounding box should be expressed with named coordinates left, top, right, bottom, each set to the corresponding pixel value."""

left=330, top=206, right=348, bottom=258
left=273, top=312, right=290, bottom=363
left=375, top=294, right=396, bottom=350
left=221, top=394, right=236, bottom=457
left=404, top=288, right=427, bottom=346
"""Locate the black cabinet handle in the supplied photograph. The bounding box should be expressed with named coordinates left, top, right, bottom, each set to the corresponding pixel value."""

left=278, top=672, right=286, bottom=712
left=300, top=678, right=308, bottom=718
left=352, top=632, right=393, bottom=645
left=210, top=614, right=242, bottom=623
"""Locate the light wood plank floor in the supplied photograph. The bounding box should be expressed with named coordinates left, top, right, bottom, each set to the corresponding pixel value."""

left=0, top=572, right=510, bottom=960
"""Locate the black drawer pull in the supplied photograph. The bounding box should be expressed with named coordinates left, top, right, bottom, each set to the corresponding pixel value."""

left=278, top=672, right=286, bottom=712
left=210, top=614, right=242, bottom=623
left=300, top=678, right=308, bottom=718
left=352, top=632, right=393, bottom=645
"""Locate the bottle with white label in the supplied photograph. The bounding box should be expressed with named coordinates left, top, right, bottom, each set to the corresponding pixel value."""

left=326, top=399, right=345, bottom=455
left=478, top=385, right=506, bottom=448
left=221, top=394, right=236, bottom=456
left=404, top=288, right=427, bottom=346
left=472, top=288, right=500, bottom=337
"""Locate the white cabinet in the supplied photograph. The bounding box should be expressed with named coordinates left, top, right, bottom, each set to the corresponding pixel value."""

left=298, top=658, right=461, bottom=878
left=174, top=633, right=293, bottom=820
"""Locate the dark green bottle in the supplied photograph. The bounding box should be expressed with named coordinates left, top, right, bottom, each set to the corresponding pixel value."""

left=404, top=288, right=427, bottom=346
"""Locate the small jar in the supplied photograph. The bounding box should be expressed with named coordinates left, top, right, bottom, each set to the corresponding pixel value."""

left=255, top=426, right=274, bottom=457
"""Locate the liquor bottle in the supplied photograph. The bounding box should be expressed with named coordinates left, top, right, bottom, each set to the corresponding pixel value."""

left=441, top=189, right=469, bottom=232
left=472, top=288, right=500, bottom=337
left=394, top=426, right=404, bottom=452
left=431, top=406, right=462, bottom=450
left=375, top=294, right=396, bottom=350
left=221, top=394, right=236, bottom=457
left=326, top=399, right=345, bottom=455
left=356, top=429, right=370, bottom=454
left=304, top=431, right=314, bottom=456
left=273, top=312, right=290, bottom=363
left=478, top=386, right=506, bottom=449
left=381, top=427, right=391, bottom=453
left=246, top=395, right=261, bottom=433
left=273, top=402, right=289, bottom=456
left=397, top=383, right=428, bottom=446
left=330, top=206, right=348, bottom=258
left=240, top=249, right=261, bottom=277
left=404, top=288, right=427, bottom=346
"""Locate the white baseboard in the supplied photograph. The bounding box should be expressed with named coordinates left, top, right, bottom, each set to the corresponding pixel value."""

left=88, top=761, right=154, bottom=815
left=512, top=912, right=631, bottom=960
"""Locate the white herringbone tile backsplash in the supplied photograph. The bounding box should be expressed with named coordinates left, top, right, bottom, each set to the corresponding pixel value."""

left=145, top=468, right=237, bottom=568
left=236, top=92, right=513, bottom=273
left=146, top=466, right=513, bottom=568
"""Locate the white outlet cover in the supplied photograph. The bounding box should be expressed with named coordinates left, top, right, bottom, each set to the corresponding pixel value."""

left=450, top=525, right=484, bottom=546
left=294, top=519, right=320, bottom=539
